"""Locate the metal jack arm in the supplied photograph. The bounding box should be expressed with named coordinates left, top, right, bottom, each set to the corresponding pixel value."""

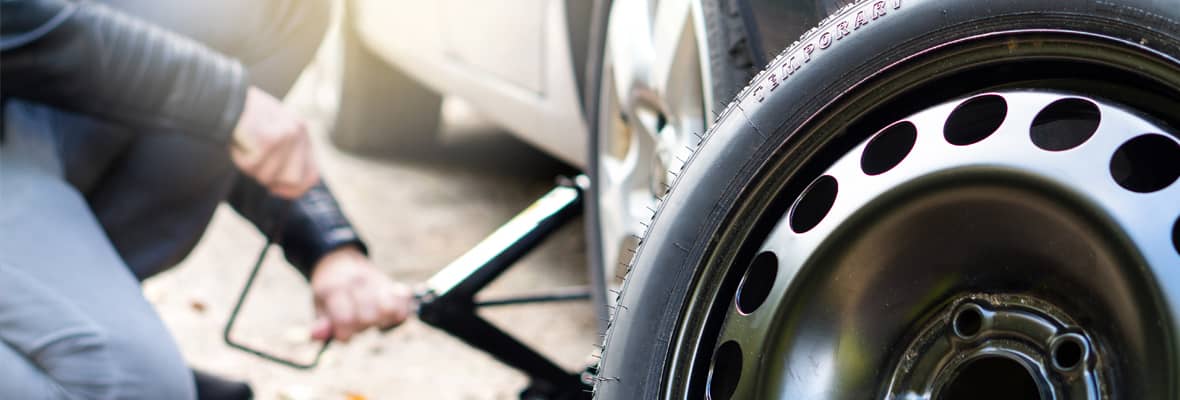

left=225, top=177, right=594, bottom=398
left=417, top=176, right=592, bottom=400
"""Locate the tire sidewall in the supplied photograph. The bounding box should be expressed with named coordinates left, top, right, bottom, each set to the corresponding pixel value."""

left=594, top=0, right=1180, bottom=398
left=584, top=0, right=757, bottom=333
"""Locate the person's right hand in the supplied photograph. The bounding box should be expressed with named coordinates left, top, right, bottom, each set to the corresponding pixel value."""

left=229, top=86, right=320, bottom=199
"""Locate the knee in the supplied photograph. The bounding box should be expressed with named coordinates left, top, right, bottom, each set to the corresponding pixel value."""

left=30, top=329, right=121, bottom=399
left=46, top=328, right=196, bottom=400
left=102, top=327, right=197, bottom=400
left=34, top=328, right=195, bottom=400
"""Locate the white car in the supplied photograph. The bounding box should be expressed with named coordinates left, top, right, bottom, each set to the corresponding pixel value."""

left=335, top=0, right=1180, bottom=398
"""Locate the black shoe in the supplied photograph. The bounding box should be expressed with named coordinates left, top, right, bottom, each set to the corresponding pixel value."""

left=193, top=369, right=253, bottom=400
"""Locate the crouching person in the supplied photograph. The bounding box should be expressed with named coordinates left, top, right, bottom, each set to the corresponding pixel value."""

left=1, top=1, right=415, bottom=398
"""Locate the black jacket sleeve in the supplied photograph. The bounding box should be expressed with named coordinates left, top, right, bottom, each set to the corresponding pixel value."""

left=0, top=0, right=247, bottom=143
left=227, top=177, right=369, bottom=280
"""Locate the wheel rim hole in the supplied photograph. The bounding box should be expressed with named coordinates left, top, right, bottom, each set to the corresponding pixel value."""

left=938, top=357, right=1042, bottom=400
left=1172, top=216, right=1179, bottom=256
left=1030, top=98, right=1100, bottom=151
left=861, top=121, right=918, bottom=175
left=736, top=252, right=778, bottom=314
left=790, top=175, right=838, bottom=233
left=944, top=94, right=1007, bottom=146
left=1052, top=335, right=1087, bottom=371
left=1110, top=133, right=1180, bottom=193
left=953, top=306, right=984, bottom=338
left=707, top=341, right=742, bottom=400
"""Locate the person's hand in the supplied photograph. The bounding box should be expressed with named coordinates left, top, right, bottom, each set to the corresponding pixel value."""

left=309, top=245, right=415, bottom=342
left=229, top=86, right=319, bottom=199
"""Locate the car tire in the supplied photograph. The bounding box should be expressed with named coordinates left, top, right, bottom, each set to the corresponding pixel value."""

left=330, top=0, right=442, bottom=156
left=594, top=0, right=1180, bottom=399
left=584, top=0, right=763, bottom=332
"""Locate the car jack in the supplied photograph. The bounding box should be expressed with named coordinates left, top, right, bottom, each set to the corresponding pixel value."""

left=417, top=175, right=593, bottom=400
left=225, top=176, right=594, bottom=399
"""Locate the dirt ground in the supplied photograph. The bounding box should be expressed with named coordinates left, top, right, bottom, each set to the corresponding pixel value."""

left=142, top=27, right=599, bottom=400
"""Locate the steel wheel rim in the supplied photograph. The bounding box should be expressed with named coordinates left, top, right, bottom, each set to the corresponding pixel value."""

left=659, top=32, right=1180, bottom=400
left=717, top=90, right=1177, bottom=399
left=595, top=0, right=713, bottom=303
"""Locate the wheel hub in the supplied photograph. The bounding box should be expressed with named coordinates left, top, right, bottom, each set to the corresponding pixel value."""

left=702, top=90, right=1180, bottom=399
left=889, top=294, right=1102, bottom=400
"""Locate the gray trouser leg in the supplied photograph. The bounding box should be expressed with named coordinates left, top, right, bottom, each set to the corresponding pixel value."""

left=0, top=101, right=196, bottom=400
left=0, top=339, right=63, bottom=399
left=0, top=264, right=118, bottom=399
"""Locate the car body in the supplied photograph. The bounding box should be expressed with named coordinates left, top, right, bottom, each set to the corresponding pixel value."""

left=346, top=0, right=837, bottom=166
left=349, top=0, right=593, bottom=166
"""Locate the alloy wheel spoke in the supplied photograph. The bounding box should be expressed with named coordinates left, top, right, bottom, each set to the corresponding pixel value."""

left=650, top=0, right=695, bottom=98
left=606, top=0, right=656, bottom=112
left=597, top=0, right=713, bottom=308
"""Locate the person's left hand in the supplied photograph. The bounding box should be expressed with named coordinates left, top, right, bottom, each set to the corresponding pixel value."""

left=309, top=246, right=415, bottom=342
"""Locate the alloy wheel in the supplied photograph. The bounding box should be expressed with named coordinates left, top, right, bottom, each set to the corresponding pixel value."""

left=595, top=0, right=714, bottom=302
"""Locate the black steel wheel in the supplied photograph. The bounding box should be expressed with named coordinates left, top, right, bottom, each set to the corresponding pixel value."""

left=594, top=0, right=1180, bottom=399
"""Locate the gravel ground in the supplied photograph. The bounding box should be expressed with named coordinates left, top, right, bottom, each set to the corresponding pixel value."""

left=143, top=29, right=598, bottom=400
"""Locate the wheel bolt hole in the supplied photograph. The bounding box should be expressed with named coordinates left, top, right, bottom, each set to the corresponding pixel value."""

left=790, top=175, right=839, bottom=233
left=944, top=94, right=1007, bottom=146
left=736, top=252, right=778, bottom=314
left=707, top=341, right=742, bottom=400
left=861, top=121, right=917, bottom=175
left=1110, top=133, right=1180, bottom=193
left=953, top=306, right=984, bottom=339
left=1052, top=335, right=1087, bottom=371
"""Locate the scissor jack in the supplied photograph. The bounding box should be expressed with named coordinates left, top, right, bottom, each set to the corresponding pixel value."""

left=225, top=176, right=594, bottom=399
left=416, top=175, right=593, bottom=399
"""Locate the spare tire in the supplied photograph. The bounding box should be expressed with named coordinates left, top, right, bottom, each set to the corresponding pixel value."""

left=594, top=0, right=1180, bottom=399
